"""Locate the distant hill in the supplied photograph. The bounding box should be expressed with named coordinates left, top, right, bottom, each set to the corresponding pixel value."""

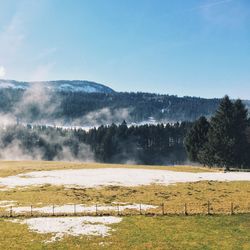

left=0, top=79, right=115, bottom=94
left=0, top=79, right=248, bottom=126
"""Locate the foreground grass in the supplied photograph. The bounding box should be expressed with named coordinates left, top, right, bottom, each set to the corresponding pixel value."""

left=0, top=160, right=218, bottom=177
left=1, top=181, right=249, bottom=214
left=0, top=161, right=248, bottom=249
left=0, top=215, right=249, bottom=250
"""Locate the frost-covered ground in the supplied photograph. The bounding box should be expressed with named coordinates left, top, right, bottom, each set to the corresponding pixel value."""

left=10, top=216, right=122, bottom=243
left=0, top=168, right=249, bottom=190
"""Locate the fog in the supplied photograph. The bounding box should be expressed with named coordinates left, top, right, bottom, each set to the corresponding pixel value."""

left=0, top=82, right=95, bottom=161
left=0, top=82, right=179, bottom=163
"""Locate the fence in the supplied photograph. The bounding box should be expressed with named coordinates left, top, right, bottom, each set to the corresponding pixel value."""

left=1, top=201, right=250, bottom=218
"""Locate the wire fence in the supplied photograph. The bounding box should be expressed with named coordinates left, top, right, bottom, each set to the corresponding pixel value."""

left=1, top=201, right=250, bottom=218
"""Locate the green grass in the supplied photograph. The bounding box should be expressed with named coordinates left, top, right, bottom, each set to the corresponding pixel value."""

left=0, top=215, right=249, bottom=250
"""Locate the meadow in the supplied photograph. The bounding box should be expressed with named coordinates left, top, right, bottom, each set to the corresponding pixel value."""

left=0, top=215, right=249, bottom=250
left=0, top=161, right=249, bottom=249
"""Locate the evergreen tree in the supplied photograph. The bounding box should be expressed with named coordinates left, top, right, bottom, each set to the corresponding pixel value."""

left=205, top=96, right=235, bottom=168
left=186, top=96, right=250, bottom=169
left=185, top=116, right=210, bottom=162
left=231, top=99, right=249, bottom=167
left=206, top=96, right=250, bottom=169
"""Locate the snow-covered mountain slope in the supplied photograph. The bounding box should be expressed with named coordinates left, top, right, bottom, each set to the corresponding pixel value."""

left=0, top=80, right=115, bottom=93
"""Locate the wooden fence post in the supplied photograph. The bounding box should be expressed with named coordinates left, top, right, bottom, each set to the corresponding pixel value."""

left=10, top=206, right=12, bottom=217
left=74, top=204, right=76, bottom=215
left=207, top=201, right=211, bottom=215
left=231, top=202, right=234, bottom=215
left=140, top=204, right=142, bottom=215
left=31, top=205, right=33, bottom=216
left=96, top=204, right=98, bottom=216
left=52, top=204, right=55, bottom=216
left=162, top=203, right=165, bottom=215
left=184, top=203, right=187, bottom=215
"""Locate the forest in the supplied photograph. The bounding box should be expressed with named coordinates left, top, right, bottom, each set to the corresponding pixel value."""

left=0, top=88, right=221, bottom=123
left=0, top=88, right=249, bottom=168
left=0, top=121, right=191, bottom=165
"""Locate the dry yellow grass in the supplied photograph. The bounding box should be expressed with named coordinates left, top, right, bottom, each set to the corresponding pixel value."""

left=0, top=161, right=248, bottom=215
left=0, top=181, right=249, bottom=215
left=0, top=160, right=219, bottom=178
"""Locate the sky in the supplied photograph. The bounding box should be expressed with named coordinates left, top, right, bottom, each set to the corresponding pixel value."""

left=0, top=0, right=249, bottom=99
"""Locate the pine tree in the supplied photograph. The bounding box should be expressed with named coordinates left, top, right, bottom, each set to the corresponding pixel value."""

left=184, top=116, right=210, bottom=162
left=204, top=96, right=249, bottom=169
left=185, top=96, right=250, bottom=169
left=231, top=99, right=249, bottom=167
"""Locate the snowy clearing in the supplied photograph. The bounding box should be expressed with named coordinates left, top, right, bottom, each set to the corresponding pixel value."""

left=11, top=203, right=157, bottom=214
left=10, top=216, right=122, bottom=243
left=0, top=168, right=249, bottom=190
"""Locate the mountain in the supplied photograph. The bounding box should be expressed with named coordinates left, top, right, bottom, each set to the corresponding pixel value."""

left=0, top=79, right=248, bottom=126
left=0, top=79, right=115, bottom=93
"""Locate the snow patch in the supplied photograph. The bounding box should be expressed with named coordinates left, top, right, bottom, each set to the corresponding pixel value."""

left=0, top=200, right=17, bottom=208
left=11, top=203, right=157, bottom=214
left=10, top=216, right=122, bottom=243
left=0, top=168, right=249, bottom=190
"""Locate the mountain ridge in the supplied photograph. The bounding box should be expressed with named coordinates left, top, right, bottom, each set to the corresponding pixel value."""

left=0, top=79, right=249, bottom=125
left=0, top=79, right=115, bottom=94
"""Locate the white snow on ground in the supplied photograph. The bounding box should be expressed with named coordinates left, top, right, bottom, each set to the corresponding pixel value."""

left=11, top=203, right=157, bottom=214
left=0, top=168, right=249, bottom=190
left=10, top=216, right=122, bottom=243
left=0, top=200, right=16, bottom=208
left=0, top=200, right=16, bottom=204
left=0, top=200, right=17, bottom=208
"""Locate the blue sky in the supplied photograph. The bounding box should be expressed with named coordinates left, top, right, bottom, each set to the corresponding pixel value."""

left=0, top=0, right=249, bottom=99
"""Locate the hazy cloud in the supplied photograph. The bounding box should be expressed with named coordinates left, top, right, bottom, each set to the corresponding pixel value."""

left=199, top=0, right=249, bottom=28
left=198, top=0, right=233, bottom=10
left=0, top=11, right=25, bottom=63
left=0, top=66, right=6, bottom=77
left=36, top=48, right=58, bottom=61
left=29, top=62, right=56, bottom=82
left=77, top=107, right=132, bottom=127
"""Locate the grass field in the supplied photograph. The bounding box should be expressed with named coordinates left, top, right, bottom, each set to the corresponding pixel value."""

left=0, top=181, right=249, bottom=214
left=0, top=215, right=249, bottom=250
left=0, top=160, right=249, bottom=249
left=0, top=161, right=248, bottom=214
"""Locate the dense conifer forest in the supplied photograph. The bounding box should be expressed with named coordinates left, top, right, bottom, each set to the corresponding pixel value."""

left=0, top=121, right=191, bottom=165
left=0, top=88, right=221, bottom=123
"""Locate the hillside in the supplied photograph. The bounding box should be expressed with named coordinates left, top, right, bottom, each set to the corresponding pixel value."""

left=0, top=79, right=115, bottom=94
left=0, top=79, right=248, bottom=125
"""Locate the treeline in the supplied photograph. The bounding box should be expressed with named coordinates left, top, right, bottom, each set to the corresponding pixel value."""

left=59, top=92, right=220, bottom=122
left=0, top=121, right=191, bottom=164
left=81, top=121, right=191, bottom=164
left=185, top=96, right=250, bottom=169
